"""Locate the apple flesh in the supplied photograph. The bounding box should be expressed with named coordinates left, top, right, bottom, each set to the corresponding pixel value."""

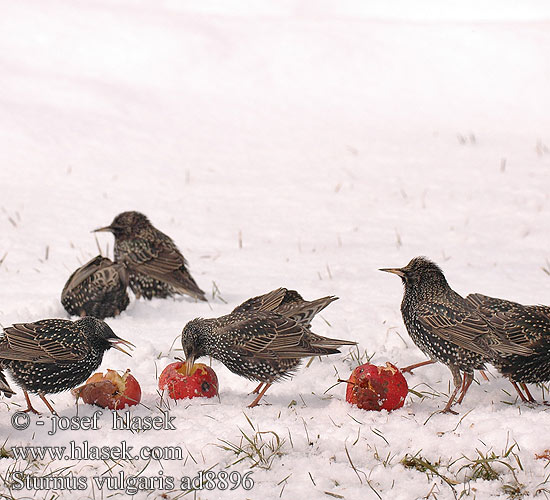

left=345, top=362, right=408, bottom=411
left=159, top=362, right=218, bottom=400
left=73, top=369, right=141, bottom=410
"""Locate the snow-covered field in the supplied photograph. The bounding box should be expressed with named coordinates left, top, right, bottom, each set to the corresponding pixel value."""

left=1, top=1, right=550, bottom=498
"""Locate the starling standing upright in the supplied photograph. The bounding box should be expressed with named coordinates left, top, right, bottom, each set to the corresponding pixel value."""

left=466, top=293, right=550, bottom=402
left=61, top=255, right=130, bottom=319
left=94, top=211, right=206, bottom=301
left=380, top=257, right=532, bottom=412
left=0, top=317, right=133, bottom=414
left=181, top=288, right=355, bottom=407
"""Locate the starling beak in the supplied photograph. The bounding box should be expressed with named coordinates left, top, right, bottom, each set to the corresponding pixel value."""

left=466, top=292, right=550, bottom=402
left=94, top=211, right=206, bottom=301
left=381, top=256, right=532, bottom=413
left=61, top=255, right=130, bottom=319
left=379, top=267, right=406, bottom=277
left=181, top=289, right=355, bottom=407
left=0, top=317, right=132, bottom=414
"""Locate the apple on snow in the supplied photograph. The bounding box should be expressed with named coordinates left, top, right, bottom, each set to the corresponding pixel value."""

left=159, top=362, right=218, bottom=400
left=73, top=369, right=141, bottom=410
left=345, top=362, right=408, bottom=411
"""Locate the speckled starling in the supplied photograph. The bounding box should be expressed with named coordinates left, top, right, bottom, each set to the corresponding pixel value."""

left=61, top=255, right=130, bottom=319
left=466, top=293, right=550, bottom=402
left=0, top=317, right=133, bottom=414
left=181, top=289, right=355, bottom=407
left=94, top=211, right=206, bottom=301
left=380, top=257, right=532, bottom=412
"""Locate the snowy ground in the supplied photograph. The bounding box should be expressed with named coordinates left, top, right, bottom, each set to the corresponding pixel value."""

left=1, top=1, right=550, bottom=498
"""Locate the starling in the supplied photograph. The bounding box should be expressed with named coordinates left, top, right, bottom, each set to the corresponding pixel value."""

left=380, top=257, right=532, bottom=412
left=0, top=317, right=133, bottom=414
left=94, top=211, right=206, bottom=301
left=181, top=288, right=355, bottom=407
left=466, top=293, right=550, bottom=402
left=61, top=255, right=130, bottom=319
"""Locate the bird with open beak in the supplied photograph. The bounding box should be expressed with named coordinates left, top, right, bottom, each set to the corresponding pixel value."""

left=0, top=317, right=134, bottom=414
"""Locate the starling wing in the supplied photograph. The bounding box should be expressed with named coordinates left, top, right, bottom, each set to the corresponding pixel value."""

left=118, top=238, right=206, bottom=301
left=467, top=293, right=550, bottom=347
left=233, top=288, right=338, bottom=329
left=223, top=313, right=355, bottom=360
left=417, top=302, right=533, bottom=358
left=0, top=320, right=91, bottom=363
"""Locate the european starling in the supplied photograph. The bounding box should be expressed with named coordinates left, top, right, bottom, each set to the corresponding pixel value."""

left=181, top=288, right=355, bottom=407
left=94, top=211, right=206, bottom=301
left=0, top=317, right=133, bottom=414
left=380, top=257, right=532, bottom=412
left=466, top=293, right=550, bottom=402
left=61, top=255, right=130, bottom=319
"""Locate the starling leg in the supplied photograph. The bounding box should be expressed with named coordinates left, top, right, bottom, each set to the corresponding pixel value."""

left=401, top=360, right=435, bottom=374
left=251, top=383, right=264, bottom=395
left=23, top=391, right=41, bottom=415
left=441, top=367, right=462, bottom=414
left=520, top=383, right=536, bottom=403
left=510, top=381, right=528, bottom=402
left=479, top=370, right=489, bottom=382
left=248, top=384, right=272, bottom=408
left=39, top=393, right=57, bottom=415
left=457, top=372, right=474, bottom=404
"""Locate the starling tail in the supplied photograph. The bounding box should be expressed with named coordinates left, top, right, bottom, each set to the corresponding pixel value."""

left=61, top=255, right=130, bottom=319
left=181, top=290, right=355, bottom=407
left=0, top=317, right=133, bottom=414
left=466, top=292, right=550, bottom=402
left=94, top=211, right=206, bottom=301
left=380, top=257, right=532, bottom=412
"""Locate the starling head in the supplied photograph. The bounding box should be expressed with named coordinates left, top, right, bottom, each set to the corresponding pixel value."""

left=93, top=211, right=151, bottom=238
left=181, top=319, right=210, bottom=373
left=380, top=256, right=448, bottom=287
left=75, top=317, right=134, bottom=356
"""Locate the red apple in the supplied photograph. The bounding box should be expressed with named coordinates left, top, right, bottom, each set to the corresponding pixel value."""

left=159, top=362, right=218, bottom=400
left=345, top=362, right=408, bottom=411
left=73, top=369, right=141, bottom=410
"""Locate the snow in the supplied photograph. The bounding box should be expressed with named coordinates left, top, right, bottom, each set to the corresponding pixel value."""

left=1, top=0, right=550, bottom=498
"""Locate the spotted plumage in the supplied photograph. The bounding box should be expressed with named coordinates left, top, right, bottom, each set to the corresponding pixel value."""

left=94, top=211, right=206, bottom=301
left=181, top=289, right=355, bottom=406
left=0, top=317, right=133, bottom=413
left=61, top=255, right=130, bottom=319
left=380, top=257, right=532, bottom=412
left=466, top=293, right=550, bottom=401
